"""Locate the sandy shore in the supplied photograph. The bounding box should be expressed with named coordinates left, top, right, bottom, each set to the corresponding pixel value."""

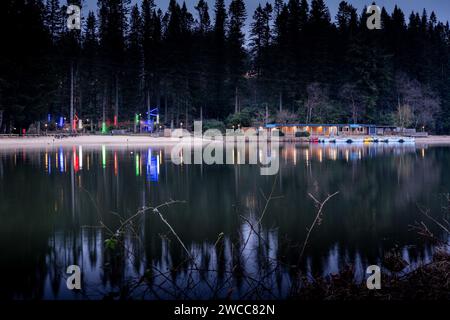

left=0, top=135, right=207, bottom=149
left=415, top=135, right=450, bottom=145
left=1, top=134, right=450, bottom=149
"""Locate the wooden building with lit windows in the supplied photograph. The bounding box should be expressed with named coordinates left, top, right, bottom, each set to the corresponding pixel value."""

left=265, top=123, right=398, bottom=137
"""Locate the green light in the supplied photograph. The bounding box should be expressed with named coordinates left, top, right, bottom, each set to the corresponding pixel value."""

left=135, top=153, right=140, bottom=176
left=135, top=114, right=140, bottom=124
left=102, top=122, right=107, bottom=134
left=102, top=145, right=106, bottom=168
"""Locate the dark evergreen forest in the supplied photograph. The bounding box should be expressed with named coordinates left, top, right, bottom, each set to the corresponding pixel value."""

left=1, top=0, right=449, bottom=133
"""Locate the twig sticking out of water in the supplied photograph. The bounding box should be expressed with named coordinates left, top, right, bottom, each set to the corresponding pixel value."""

left=257, top=174, right=282, bottom=225
left=417, top=204, right=450, bottom=234
left=153, top=204, right=191, bottom=259
left=298, top=191, right=339, bottom=263
left=150, top=201, right=216, bottom=295
left=410, top=203, right=450, bottom=247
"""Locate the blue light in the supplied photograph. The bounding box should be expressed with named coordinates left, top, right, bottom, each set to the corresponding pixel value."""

left=143, top=108, right=159, bottom=133
left=48, top=153, right=51, bottom=174
left=146, top=148, right=159, bottom=182
left=59, top=147, right=64, bottom=172
left=149, top=108, right=159, bottom=117
left=58, top=116, right=64, bottom=128
left=146, top=119, right=154, bottom=132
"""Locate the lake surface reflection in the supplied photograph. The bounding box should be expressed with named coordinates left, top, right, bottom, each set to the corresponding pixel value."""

left=0, top=143, right=448, bottom=299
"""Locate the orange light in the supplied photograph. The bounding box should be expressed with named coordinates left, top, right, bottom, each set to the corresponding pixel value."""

left=114, top=152, right=118, bottom=176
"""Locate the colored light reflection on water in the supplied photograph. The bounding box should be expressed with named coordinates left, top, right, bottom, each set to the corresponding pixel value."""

left=102, top=145, right=106, bottom=169
left=114, top=151, right=118, bottom=176
left=44, top=152, right=51, bottom=174
left=79, top=146, right=83, bottom=170
left=0, top=143, right=446, bottom=299
left=135, top=152, right=140, bottom=176
left=146, top=148, right=159, bottom=182
left=58, top=147, right=64, bottom=173
left=72, top=147, right=79, bottom=172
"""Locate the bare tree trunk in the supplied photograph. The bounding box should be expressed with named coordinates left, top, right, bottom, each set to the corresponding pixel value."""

left=235, top=86, right=238, bottom=114
left=185, top=101, right=188, bottom=129
left=102, top=84, right=106, bottom=127
left=307, top=107, right=312, bottom=124
left=397, top=96, right=403, bottom=129
left=164, top=94, right=168, bottom=125
left=351, top=94, right=356, bottom=124
left=78, top=88, right=82, bottom=127
left=70, top=62, right=74, bottom=132
left=265, top=104, right=268, bottom=125
left=171, top=95, right=175, bottom=127
left=147, top=89, right=151, bottom=122
left=176, top=99, right=179, bottom=126
left=115, top=75, right=119, bottom=126
left=156, top=85, right=161, bottom=118
left=238, top=95, right=241, bottom=113
left=279, top=91, right=283, bottom=112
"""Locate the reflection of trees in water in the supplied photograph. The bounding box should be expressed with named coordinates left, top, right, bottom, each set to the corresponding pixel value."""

left=267, top=145, right=442, bottom=268
left=36, top=219, right=437, bottom=299
left=0, top=152, right=56, bottom=299
left=0, top=145, right=448, bottom=299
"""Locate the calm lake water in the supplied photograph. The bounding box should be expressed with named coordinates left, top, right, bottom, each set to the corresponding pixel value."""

left=0, top=143, right=449, bottom=299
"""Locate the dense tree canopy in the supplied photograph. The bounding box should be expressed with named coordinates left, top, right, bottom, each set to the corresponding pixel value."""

left=1, top=0, right=449, bottom=133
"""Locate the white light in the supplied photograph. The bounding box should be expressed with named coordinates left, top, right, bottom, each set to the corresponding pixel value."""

left=79, top=146, right=83, bottom=169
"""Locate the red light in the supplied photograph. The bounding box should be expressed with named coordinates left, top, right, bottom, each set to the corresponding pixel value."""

left=73, top=146, right=79, bottom=172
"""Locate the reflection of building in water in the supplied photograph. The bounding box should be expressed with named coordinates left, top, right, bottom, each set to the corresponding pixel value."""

left=282, top=144, right=418, bottom=164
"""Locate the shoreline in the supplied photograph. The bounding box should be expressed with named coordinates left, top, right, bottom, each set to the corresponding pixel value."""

left=297, top=249, right=450, bottom=300
left=0, top=135, right=207, bottom=149
left=415, top=135, right=450, bottom=145
left=1, top=134, right=450, bottom=149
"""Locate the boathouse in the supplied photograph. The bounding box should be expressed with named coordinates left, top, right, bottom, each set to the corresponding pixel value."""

left=265, top=123, right=398, bottom=136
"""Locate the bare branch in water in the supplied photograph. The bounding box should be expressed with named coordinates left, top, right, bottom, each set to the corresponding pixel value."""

left=299, top=191, right=339, bottom=263
left=153, top=205, right=191, bottom=259
left=258, top=174, right=281, bottom=224
left=417, top=203, right=450, bottom=234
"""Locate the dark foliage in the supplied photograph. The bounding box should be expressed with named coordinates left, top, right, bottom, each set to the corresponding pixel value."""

left=1, top=0, right=449, bottom=133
